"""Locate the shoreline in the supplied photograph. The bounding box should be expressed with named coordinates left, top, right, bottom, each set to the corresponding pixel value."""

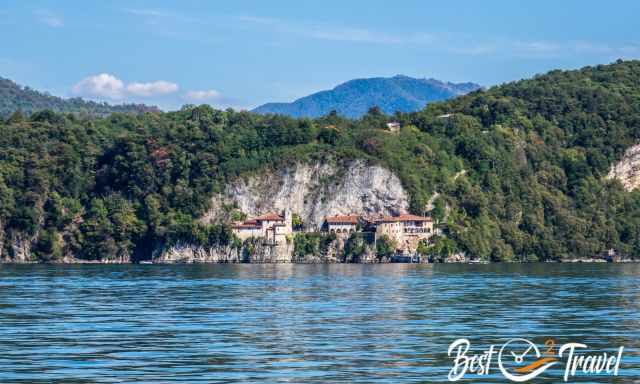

left=1, top=258, right=637, bottom=265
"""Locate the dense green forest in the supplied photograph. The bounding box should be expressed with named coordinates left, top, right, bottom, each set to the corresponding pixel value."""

left=0, top=76, right=158, bottom=118
left=1, top=60, right=640, bottom=262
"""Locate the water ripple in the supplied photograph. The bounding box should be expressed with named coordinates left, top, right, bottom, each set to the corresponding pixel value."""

left=0, top=263, right=638, bottom=383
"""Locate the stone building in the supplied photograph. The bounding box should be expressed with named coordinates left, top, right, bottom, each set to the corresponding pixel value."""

left=232, top=210, right=293, bottom=244
left=375, top=214, right=433, bottom=254
left=324, top=215, right=360, bottom=235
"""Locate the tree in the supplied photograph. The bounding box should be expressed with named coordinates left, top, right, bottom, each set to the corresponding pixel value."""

left=292, top=213, right=303, bottom=230
left=35, top=228, right=62, bottom=261
left=7, top=110, right=25, bottom=124
left=428, top=236, right=457, bottom=263
left=375, top=235, right=396, bottom=260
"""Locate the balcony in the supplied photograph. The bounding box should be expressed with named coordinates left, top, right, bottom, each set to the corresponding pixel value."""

left=403, top=227, right=431, bottom=234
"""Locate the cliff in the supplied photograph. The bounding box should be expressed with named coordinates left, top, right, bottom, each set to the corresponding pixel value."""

left=608, top=144, right=640, bottom=191
left=157, top=160, right=410, bottom=263
left=0, top=232, right=34, bottom=263
left=202, top=159, right=409, bottom=229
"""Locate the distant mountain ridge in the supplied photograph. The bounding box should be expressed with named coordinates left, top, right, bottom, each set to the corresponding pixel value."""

left=252, top=75, right=481, bottom=118
left=0, top=76, right=159, bottom=118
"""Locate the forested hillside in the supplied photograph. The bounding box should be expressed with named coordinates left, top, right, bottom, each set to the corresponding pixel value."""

left=0, top=76, right=158, bottom=118
left=1, top=60, right=640, bottom=262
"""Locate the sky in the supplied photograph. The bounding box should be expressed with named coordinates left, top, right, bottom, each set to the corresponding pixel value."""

left=2, top=0, right=640, bottom=110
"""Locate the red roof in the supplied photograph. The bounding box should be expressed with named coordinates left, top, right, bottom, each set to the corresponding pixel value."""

left=377, top=214, right=432, bottom=223
left=234, top=213, right=283, bottom=229
left=253, top=213, right=284, bottom=221
left=326, top=215, right=359, bottom=224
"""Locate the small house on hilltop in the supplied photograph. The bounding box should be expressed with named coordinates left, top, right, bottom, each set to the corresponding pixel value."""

left=386, top=121, right=401, bottom=132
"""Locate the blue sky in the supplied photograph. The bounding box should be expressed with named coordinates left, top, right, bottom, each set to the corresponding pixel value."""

left=2, top=0, right=639, bottom=110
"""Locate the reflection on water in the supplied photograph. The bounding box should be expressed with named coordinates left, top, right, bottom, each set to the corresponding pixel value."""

left=0, top=263, right=638, bottom=383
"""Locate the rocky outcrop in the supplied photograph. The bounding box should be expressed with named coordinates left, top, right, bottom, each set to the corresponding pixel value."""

left=445, top=252, right=469, bottom=263
left=57, top=254, right=132, bottom=264
left=0, top=233, right=36, bottom=263
left=292, top=235, right=380, bottom=264
left=0, top=229, right=131, bottom=264
left=156, top=235, right=384, bottom=264
left=608, top=144, right=640, bottom=191
left=160, top=160, right=413, bottom=263
left=155, top=240, right=295, bottom=264
left=203, top=160, right=410, bottom=229
left=155, top=244, right=242, bottom=263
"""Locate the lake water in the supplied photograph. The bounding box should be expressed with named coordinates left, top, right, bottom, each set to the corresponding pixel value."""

left=0, top=263, right=638, bottom=383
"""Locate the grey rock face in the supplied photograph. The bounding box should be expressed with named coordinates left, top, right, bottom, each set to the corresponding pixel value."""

left=154, top=241, right=294, bottom=264
left=159, top=160, right=411, bottom=263
left=608, top=144, right=640, bottom=191
left=0, top=233, right=34, bottom=263
left=203, top=160, right=410, bottom=229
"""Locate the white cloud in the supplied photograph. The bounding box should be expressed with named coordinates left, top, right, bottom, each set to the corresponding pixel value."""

left=35, top=9, right=64, bottom=28
left=122, top=8, right=193, bottom=23
left=184, top=89, right=222, bottom=101
left=572, top=41, right=640, bottom=55
left=310, top=28, right=433, bottom=45
left=236, top=15, right=434, bottom=45
left=448, top=39, right=640, bottom=59
left=72, top=73, right=179, bottom=100
left=182, top=89, right=248, bottom=110
left=127, top=81, right=179, bottom=96
left=72, top=73, right=124, bottom=99
left=509, top=40, right=640, bottom=58
left=236, top=15, right=640, bottom=59
left=124, top=8, right=171, bottom=18
left=448, top=44, right=498, bottom=56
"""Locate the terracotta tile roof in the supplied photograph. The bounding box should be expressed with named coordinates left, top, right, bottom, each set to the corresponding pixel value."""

left=326, top=215, right=360, bottom=224
left=377, top=214, right=432, bottom=223
left=233, top=212, right=286, bottom=229
left=253, top=213, right=284, bottom=221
